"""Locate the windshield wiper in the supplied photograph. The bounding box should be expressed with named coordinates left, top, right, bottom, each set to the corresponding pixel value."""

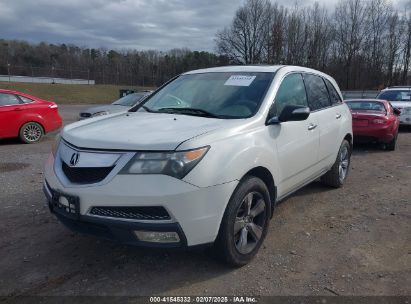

left=156, top=107, right=221, bottom=118
left=141, top=105, right=156, bottom=113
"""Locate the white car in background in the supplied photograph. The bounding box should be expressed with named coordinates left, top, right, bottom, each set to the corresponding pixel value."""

left=376, top=86, right=411, bottom=125
left=78, top=91, right=152, bottom=120
left=44, top=65, right=352, bottom=266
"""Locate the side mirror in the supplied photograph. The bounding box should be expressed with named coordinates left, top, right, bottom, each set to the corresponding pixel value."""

left=277, top=105, right=310, bottom=123
left=393, top=108, right=401, bottom=116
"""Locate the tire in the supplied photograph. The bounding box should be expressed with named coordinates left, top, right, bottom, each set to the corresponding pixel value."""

left=385, top=133, right=397, bottom=151
left=321, top=139, right=351, bottom=188
left=212, top=176, right=271, bottom=267
left=19, top=122, right=44, bottom=144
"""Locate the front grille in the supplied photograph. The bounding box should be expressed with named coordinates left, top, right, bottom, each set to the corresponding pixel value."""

left=90, top=206, right=171, bottom=221
left=80, top=112, right=91, bottom=118
left=62, top=162, right=114, bottom=184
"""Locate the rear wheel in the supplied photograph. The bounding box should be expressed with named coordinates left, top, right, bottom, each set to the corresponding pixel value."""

left=19, top=122, right=44, bottom=144
left=385, top=133, right=398, bottom=151
left=321, top=139, right=351, bottom=188
left=212, top=176, right=271, bottom=267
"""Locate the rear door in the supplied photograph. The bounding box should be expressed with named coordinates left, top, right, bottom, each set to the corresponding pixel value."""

left=303, top=74, right=342, bottom=167
left=269, top=73, right=320, bottom=195
left=0, top=93, right=23, bottom=138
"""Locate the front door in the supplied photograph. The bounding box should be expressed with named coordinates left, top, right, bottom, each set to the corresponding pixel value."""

left=0, top=93, right=23, bottom=138
left=268, top=73, right=320, bottom=196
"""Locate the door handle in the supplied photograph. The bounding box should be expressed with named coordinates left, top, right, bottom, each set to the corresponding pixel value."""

left=14, top=107, right=23, bottom=111
left=308, top=123, right=317, bottom=131
left=336, top=113, right=342, bottom=119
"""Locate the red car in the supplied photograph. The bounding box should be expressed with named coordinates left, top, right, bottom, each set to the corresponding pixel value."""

left=0, top=89, right=62, bottom=143
left=345, top=99, right=400, bottom=150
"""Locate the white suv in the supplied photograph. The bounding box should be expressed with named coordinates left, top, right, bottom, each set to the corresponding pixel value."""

left=376, top=86, right=411, bottom=125
left=44, top=66, right=352, bottom=266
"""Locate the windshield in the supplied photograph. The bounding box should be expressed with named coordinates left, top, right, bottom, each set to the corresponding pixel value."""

left=137, top=72, right=275, bottom=119
left=346, top=101, right=386, bottom=112
left=377, top=90, right=411, bottom=102
left=112, top=93, right=147, bottom=107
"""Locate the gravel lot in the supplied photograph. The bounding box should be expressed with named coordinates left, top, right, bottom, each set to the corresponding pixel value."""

left=0, top=105, right=410, bottom=297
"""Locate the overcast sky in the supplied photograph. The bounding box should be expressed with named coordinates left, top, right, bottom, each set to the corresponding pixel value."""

left=0, top=0, right=409, bottom=52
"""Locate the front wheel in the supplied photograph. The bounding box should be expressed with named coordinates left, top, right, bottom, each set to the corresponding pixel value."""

left=321, top=139, right=351, bottom=188
left=213, top=176, right=271, bottom=267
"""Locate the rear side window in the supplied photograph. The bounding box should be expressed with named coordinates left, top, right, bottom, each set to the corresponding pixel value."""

left=303, top=74, right=331, bottom=111
left=19, top=96, right=34, bottom=104
left=272, top=73, right=308, bottom=116
left=0, top=93, right=21, bottom=106
left=324, top=79, right=342, bottom=105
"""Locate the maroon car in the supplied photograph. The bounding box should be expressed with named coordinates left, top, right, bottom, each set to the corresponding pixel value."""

left=345, top=99, right=400, bottom=150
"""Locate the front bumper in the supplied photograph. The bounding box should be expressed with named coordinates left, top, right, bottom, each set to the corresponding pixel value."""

left=43, top=181, right=187, bottom=248
left=399, top=114, right=411, bottom=125
left=44, top=154, right=238, bottom=248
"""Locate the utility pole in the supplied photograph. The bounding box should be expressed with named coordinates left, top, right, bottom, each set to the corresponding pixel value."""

left=7, top=63, right=10, bottom=82
left=51, top=66, right=55, bottom=84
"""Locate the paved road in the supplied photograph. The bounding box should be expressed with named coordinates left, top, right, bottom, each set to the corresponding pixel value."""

left=0, top=106, right=410, bottom=296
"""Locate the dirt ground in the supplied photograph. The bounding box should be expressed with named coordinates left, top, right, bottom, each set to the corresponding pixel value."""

left=0, top=105, right=410, bottom=297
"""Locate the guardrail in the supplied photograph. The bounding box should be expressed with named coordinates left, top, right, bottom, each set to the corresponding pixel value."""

left=0, top=75, right=95, bottom=85
left=342, top=91, right=379, bottom=99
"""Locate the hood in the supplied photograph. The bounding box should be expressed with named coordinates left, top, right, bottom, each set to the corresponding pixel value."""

left=62, top=112, right=230, bottom=150
left=81, top=105, right=130, bottom=115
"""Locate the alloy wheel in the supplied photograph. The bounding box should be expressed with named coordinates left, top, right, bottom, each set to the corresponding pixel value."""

left=234, top=191, right=267, bottom=254
left=23, top=123, right=42, bottom=142
left=339, top=145, right=349, bottom=183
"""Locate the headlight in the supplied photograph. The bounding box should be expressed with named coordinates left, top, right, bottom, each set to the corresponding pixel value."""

left=119, top=147, right=209, bottom=179
left=92, top=111, right=109, bottom=117
left=51, top=134, right=61, bottom=156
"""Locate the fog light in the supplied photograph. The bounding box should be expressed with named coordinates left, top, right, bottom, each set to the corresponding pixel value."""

left=134, top=231, right=180, bottom=243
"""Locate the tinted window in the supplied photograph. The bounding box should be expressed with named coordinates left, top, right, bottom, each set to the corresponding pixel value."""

left=272, top=73, right=308, bottom=116
left=303, top=74, right=331, bottom=111
left=324, top=79, right=342, bottom=105
left=377, top=90, right=411, bottom=102
left=0, top=93, right=20, bottom=106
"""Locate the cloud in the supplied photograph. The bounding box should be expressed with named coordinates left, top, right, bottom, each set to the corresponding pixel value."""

left=0, top=0, right=408, bottom=52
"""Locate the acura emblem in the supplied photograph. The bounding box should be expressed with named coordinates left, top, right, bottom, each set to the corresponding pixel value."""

left=69, top=152, right=80, bottom=166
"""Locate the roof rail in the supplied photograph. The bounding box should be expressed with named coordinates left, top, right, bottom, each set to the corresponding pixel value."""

left=387, top=86, right=411, bottom=89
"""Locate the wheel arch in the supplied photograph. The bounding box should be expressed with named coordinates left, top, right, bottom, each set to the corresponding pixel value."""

left=19, top=120, right=45, bottom=134
left=344, top=133, right=353, bottom=147
left=241, top=166, right=277, bottom=216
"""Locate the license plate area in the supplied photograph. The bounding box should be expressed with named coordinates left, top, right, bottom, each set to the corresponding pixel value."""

left=353, top=119, right=369, bottom=127
left=51, top=191, right=80, bottom=220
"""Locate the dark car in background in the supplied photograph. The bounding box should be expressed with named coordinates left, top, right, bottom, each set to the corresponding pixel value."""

left=79, top=91, right=152, bottom=120
left=345, top=99, right=400, bottom=150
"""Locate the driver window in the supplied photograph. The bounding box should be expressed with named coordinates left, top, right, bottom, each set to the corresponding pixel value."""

left=271, top=73, right=308, bottom=117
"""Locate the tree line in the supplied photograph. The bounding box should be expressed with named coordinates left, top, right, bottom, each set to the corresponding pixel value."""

left=0, top=41, right=229, bottom=87
left=216, top=0, right=411, bottom=90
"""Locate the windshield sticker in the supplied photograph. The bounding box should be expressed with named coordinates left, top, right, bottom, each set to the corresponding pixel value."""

left=402, top=95, right=411, bottom=100
left=224, top=75, right=256, bottom=87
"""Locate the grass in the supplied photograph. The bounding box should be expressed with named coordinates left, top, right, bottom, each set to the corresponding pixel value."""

left=0, top=81, right=154, bottom=104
